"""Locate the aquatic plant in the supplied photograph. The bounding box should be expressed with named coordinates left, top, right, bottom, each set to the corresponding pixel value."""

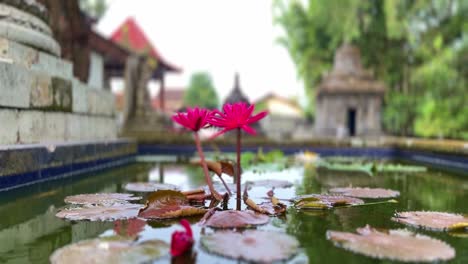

left=172, top=107, right=222, bottom=201
left=171, top=219, right=194, bottom=257
left=209, top=102, right=268, bottom=210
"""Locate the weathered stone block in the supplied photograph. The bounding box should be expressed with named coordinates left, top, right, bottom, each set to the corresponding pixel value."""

left=18, top=111, right=66, bottom=143
left=30, top=74, right=72, bottom=112
left=71, top=79, right=88, bottom=113
left=0, top=38, right=72, bottom=79
left=0, top=109, right=18, bottom=144
left=87, top=89, right=115, bottom=116
left=18, top=110, right=45, bottom=143
left=0, top=62, right=32, bottom=108
left=65, top=114, right=82, bottom=141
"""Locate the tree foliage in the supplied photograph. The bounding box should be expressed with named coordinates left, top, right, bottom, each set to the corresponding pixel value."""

left=274, top=0, right=468, bottom=139
left=183, top=72, right=220, bottom=109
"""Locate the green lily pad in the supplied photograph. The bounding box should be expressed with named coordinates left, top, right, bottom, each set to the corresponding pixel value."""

left=373, top=163, right=427, bottom=173
left=201, top=230, right=299, bottom=262
left=200, top=210, right=269, bottom=228
left=392, top=211, right=468, bottom=231
left=50, top=236, right=169, bottom=264
left=329, top=187, right=400, bottom=198
left=327, top=225, right=455, bottom=262
left=124, top=182, right=179, bottom=192
left=293, top=194, right=364, bottom=210
left=56, top=204, right=142, bottom=221
left=64, top=193, right=141, bottom=206
left=138, top=190, right=207, bottom=219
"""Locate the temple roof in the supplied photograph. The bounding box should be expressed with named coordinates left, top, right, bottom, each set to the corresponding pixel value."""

left=110, top=17, right=181, bottom=73
left=224, top=73, right=249, bottom=104
left=317, top=44, right=385, bottom=96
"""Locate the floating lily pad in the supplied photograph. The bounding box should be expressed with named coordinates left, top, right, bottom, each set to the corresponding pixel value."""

left=50, top=236, right=169, bottom=264
left=64, top=193, right=141, bottom=205
left=138, top=190, right=207, bottom=219
left=201, top=210, right=269, bottom=228
left=392, top=211, right=468, bottom=231
left=114, top=218, right=147, bottom=238
left=246, top=201, right=287, bottom=216
left=201, top=230, right=299, bottom=263
left=124, top=182, right=179, bottom=192
left=56, top=204, right=142, bottom=221
left=374, top=163, right=427, bottom=173
left=246, top=179, right=293, bottom=189
left=329, top=187, right=400, bottom=199
left=327, top=225, right=455, bottom=262
left=293, top=194, right=364, bottom=210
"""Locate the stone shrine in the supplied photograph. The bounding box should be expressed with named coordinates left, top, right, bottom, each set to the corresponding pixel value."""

left=315, top=44, right=386, bottom=138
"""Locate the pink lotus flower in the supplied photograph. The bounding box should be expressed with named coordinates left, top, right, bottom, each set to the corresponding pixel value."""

left=171, top=219, right=194, bottom=257
left=209, top=102, right=268, bottom=136
left=172, top=107, right=212, bottom=132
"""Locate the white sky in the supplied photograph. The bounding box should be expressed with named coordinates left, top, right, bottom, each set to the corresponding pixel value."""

left=96, top=0, right=304, bottom=103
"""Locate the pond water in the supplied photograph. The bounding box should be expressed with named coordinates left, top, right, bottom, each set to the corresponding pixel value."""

left=0, top=157, right=467, bottom=263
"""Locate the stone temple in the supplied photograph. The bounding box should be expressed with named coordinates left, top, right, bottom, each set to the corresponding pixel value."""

left=314, top=44, right=386, bottom=138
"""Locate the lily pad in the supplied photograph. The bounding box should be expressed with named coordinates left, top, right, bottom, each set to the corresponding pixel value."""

left=201, top=230, right=299, bottom=263
left=50, top=236, right=169, bottom=264
left=327, top=225, right=455, bottom=262
left=200, top=210, right=269, bottom=228
left=114, top=218, right=147, bottom=238
left=138, top=190, right=207, bottom=219
left=64, top=193, right=141, bottom=205
left=293, top=194, right=364, bottom=210
left=124, top=182, right=179, bottom=192
left=329, top=187, right=400, bottom=198
left=374, top=163, right=427, bottom=173
left=56, top=204, right=142, bottom=221
left=246, top=179, right=293, bottom=189
left=392, top=211, right=468, bottom=231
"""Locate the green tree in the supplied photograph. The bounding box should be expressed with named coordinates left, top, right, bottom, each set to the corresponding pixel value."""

left=274, top=0, right=468, bottom=139
left=79, top=0, right=107, bottom=19
left=183, top=72, right=219, bottom=109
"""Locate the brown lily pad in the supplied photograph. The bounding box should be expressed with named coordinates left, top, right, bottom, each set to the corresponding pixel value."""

left=56, top=204, right=142, bottom=221
left=200, top=210, right=269, bottom=228
left=64, top=193, right=141, bottom=205
left=327, top=225, right=455, bottom=262
left=114, top=218, right=147, bottom=238
left=246, top=179, right=293, bottom=189
left=192, top=160, right=236, bottom=177
left=293, top=194, right=364, bottom=210
left=124, top=182, right=179, bottom=192
left=392, top=211, right=468, bottom=231
left=201, top=230, right=299, bottom=262
left=138, top=190, right=207, bottom=219
left=50, top=236, right=169, bottom=264
left=330, top=187, right=400, bottom=199
left=243, top=187, right=287, bottom=216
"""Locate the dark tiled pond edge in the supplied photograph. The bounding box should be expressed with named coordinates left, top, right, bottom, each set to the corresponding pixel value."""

left=1, top=138, right=467, bottom=191
left=0, top=139, right=137, bottom=191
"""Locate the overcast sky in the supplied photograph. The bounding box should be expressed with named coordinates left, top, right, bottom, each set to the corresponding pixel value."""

left=96, top=0, right=304, bottom=102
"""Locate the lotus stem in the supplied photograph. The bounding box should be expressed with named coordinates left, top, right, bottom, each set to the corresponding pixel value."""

left=194, top=133, right=222, bottom=201
left=217, top=174, right=232, bottom=195
left=236, top=128, right=242, bottom=210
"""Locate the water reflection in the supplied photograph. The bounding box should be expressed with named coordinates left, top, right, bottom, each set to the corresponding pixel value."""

left=0, top=161, right=467, bottom=263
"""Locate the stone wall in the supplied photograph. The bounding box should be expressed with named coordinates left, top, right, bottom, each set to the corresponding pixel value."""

left=315, top=94, right=382, bottom=138
left=0, top=38, right=117, bottom=144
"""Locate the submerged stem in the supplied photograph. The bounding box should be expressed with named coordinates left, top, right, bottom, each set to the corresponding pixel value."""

left=194, top=133, right=222, bottom=201
left=236, top=128, right=242, bottom=210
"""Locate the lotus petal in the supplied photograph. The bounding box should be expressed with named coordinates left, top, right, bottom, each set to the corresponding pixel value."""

left=293, top=194, right=364, bottom=210
left=50, top=237, right=169, bottom=264
left=124, top=182, right=179, bottom=192
left=327, top=225, right=455, bottom=262
left=56, top=204, right=142, bottom=221
left=138, top=190, right=207, bottom=219
left=201, top=230, right=299, bottom=262
left=201, top=210, right=269, bottom=228
left=330, top=187, right=400, bottom=198
left=392, top=211, right=468, bottom=231
left=64, top=193, right=141, bottom=205
left=246, top=179, right=293, bottom=189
